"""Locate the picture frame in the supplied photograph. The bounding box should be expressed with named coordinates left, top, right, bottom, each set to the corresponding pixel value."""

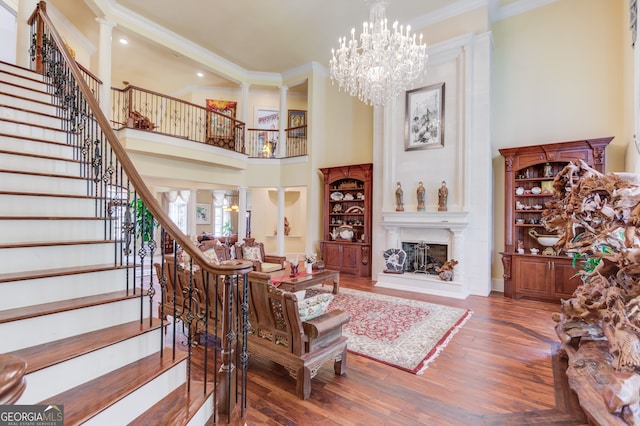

left=288, top=109, right=306, bottom=137
left=206, top=100, right=237, bottom=140
left=405, top=82, right=445, bottom=151
left=196, top=203, right=211, bottom=225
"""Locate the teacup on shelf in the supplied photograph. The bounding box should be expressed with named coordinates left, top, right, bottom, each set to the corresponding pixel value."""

left=530, top=248, right=539, bottom=255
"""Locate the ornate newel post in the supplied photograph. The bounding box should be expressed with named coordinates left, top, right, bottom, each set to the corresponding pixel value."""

left=216, top=260, right=253, bottom=422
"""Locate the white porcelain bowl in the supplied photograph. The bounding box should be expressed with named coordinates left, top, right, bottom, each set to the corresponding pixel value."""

left=536, top=235, right=560, bottom=246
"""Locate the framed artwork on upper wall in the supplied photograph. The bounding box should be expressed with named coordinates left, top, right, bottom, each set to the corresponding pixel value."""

left=404, top=82, right=445, bottom=151
left=196, top=203, right=211, bottom=225
left=288, top=110, right=306, bottom=137
left=206, top=99, right=237, bottom=140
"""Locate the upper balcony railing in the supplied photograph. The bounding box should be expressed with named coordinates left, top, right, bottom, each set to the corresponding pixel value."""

left=111, top=85, right=246, bottom=153
left=110, top=86, right=307, bottom=159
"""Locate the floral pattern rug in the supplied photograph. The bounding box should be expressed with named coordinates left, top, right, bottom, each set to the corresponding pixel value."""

left=309, top=287, right=472, bottom=375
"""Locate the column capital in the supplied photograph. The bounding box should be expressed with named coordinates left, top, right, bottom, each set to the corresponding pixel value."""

left=95, top=17, right=116, bottom=28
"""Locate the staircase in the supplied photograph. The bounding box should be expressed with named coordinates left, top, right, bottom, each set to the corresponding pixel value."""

left=0, top=61, right=218, bottom=424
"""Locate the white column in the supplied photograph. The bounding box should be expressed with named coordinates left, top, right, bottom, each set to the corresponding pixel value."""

left=240, top=82, right=250, bottom=122
left=450, top=229, right=465, bottom=283
left=188, top=189, right=197, bottom=237
left=237, top=186, right=247, bottom=239
left=95, top=17, right=115, bottom=120
left=276, top=187, right=285, bottom=256
left=278, top=86, right=288, bottom=158
left=16, top=0, right=39, bottom=68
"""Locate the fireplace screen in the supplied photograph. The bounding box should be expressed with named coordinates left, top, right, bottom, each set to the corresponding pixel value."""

left=401, top=241, right=447, bottom=275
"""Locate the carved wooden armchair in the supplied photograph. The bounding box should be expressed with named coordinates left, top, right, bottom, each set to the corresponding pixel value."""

left=234, top=238, right=286, bottom=273
left=246, top=271, right=349, bottom=399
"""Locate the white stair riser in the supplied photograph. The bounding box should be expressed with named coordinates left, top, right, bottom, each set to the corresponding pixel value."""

left=0, top=219, right=108, bottom=244
left=17, top=328, right=164, bottom=404
left=0, top=93, right=57, bottom=116
left=0, top=194, right=97, bottom=217
left=0, top=268, right=130, bottom=310
left=0, top=297, right=151, bottom=353
left=0, top=135, right=75, bottom=159
left=0, top=105, right=64, bottom=129
left=186, top=393, right=216, bottom=426
left=0, top=73, right=48, bottom=93
left=0, top=119, right=67, bottom=143
left=0, top=64, right=44, bottom=82
left=85, top=360, right=187, bottom=426
left=0, top=172, right=88, bottom=195
left=0, top=151, right=82, bottom=176
left=0, top=243, right=117, bottom=274
left=0, top=81, right=51, bottom=104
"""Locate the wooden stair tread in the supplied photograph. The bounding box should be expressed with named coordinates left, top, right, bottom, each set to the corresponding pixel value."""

left=39, top=348, right=187, bottom=425
left=0, top=168, right=87, bottom=180
left=129, top=381, right=214, bottom=426
left=0, top=190, right=105, bottom=200
left=0, top=103, right=67, bottom=121
left=0, top=263, right=128, bottom=283
left=0, top=117, right=67, bottom=134
left=0, top=90, right=54, bottom=108
left=0, top=289, right=146, bottom=324
left=0, top=132, right=72, bottom=147
left=10, top=318, right=165, bottom=374
left=0, top=147, right=82, bottom=163
left=0, top=216, right=105, bottom=221
left=0, top=239, right=116, bottom=249
left=0, top=79, right=50, bottom=97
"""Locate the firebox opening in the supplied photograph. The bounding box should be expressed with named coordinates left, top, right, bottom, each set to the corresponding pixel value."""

left=401, top=241, right=448, bottom=275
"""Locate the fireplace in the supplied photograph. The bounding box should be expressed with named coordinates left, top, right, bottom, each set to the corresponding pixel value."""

left=376, top=211, right=469, bottom=299
left=401, top=241, right=447, bottom=274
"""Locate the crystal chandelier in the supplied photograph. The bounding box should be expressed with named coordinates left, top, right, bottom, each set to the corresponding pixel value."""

left=329, top=0, right=428, bottom=107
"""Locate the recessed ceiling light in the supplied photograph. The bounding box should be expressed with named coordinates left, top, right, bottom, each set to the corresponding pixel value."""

left=119, top=38, right=128, bottom=45
left=196, top=72, right=204, bottom=78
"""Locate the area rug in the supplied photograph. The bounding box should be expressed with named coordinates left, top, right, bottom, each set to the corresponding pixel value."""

left=309, top=287, right=472, bottom=375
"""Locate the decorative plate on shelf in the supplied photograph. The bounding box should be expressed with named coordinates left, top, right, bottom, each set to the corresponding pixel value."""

left=515, top=187, right=525, bottom=195
left=343, top=193, right=354, bottom=200
left=345, top=205, right=364, bottom=214
left=330, top=192, right=344, bottom=201
left=531, top=186, right=542, bottom=194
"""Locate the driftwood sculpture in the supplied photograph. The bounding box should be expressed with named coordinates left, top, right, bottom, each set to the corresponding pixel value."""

left=548, top=160, right=640, bottom=425
left=436, top=259, right=458, bottom=281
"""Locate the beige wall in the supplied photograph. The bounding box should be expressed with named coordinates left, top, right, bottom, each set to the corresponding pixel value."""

left=490, top=0, right=629, bottom=283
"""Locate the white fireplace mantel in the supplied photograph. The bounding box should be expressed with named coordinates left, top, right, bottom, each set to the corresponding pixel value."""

left=380, top=211, right=469, bottom=231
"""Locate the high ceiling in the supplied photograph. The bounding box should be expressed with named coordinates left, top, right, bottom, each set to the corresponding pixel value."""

left=49, top=0, right=476, bottom=94
left=113, top=0, right=458, bottom=73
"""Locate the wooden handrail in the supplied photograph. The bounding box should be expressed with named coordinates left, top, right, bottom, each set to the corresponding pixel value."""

left=31, top=2, right=239, bottom=276
left=76, top=61, right=102, bottom=84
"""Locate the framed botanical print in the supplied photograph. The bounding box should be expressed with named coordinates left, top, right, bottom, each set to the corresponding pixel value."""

left=196, top=203, right=211, bottom=225
left=405, top=82, right=445, bottom=151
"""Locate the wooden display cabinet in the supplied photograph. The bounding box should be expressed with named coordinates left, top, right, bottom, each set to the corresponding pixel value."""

left=499, top=137, right=612, bottom=301
left=319, top=163, right=372, bottom=278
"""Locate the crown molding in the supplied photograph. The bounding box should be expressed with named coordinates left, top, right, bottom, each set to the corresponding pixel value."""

left=493, top=0, right=560, bottom=22
left=410, top=0, right=487, bottom=31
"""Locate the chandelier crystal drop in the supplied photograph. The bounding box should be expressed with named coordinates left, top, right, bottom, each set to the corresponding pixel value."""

left=329, top=0, right=428, bottom=107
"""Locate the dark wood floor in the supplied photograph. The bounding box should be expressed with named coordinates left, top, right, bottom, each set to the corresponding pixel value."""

left=171, top=275, right=588, bottom=426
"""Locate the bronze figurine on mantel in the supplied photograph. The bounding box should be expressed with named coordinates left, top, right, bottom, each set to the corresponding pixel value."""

left=438, top=181, right=448, bottom=212
left=395, top=182, right=404, bottom=212
left=417, top=181, right=425, bottom=211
